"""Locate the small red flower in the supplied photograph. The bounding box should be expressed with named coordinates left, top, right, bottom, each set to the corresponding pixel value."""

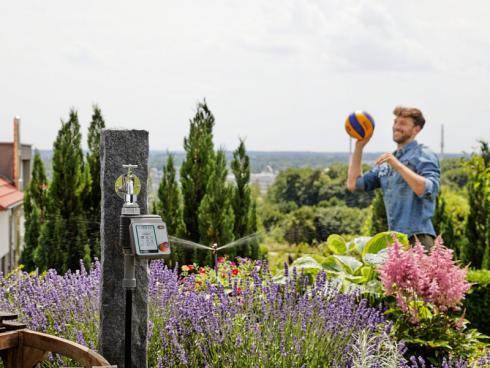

left=231, top=268, right=239, bottom=276
left=235, top=287, right=241, bottom=295
left=217, top=256, right=225, bottom=263
left=199, top=267, right=206, bottom=274
left=187, top=265, right=193, bottom=271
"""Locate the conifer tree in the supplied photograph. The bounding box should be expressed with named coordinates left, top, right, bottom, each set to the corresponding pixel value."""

left=463, top=141, right=490, bottom=268
left=231, top=138, right=257, bottom=257
left=85, top=105, right=106, bottom=259
left=156, top=154, right=185, bottom=265
left=198, top=149, right=234, bottom=263
left=180, top=100, right=215, bottom=262
left=433, top=189, right=458, bottom=256
left=368, top=189, right=388, bottom=235
left=37, top=109, right=90, bottom=272
left=22, top=151, right=48, bottom=270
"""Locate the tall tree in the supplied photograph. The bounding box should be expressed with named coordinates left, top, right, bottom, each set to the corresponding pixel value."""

left=37, top=109, right=90, bottom=272
left=156, top=154, right=185, bottom=266
left=368, top=189, right=388, bottom=235
left=198, top=149, right=235, bottom=263
left=21, top=152, right=49, bottom=270
left=231, top=138, right=257, bottom=257
left=85, top=105, right=106, bottom=259
left=463, top=141, right=490, bottom=268
left=180, top=100, right=215, bottom=263
left=433, top=188, right=458, bottom=256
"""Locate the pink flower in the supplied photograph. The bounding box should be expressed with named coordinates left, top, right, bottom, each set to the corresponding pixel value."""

left=378, top=236, right=470, bottom=313
left=217, top=256, right=225, bottom=264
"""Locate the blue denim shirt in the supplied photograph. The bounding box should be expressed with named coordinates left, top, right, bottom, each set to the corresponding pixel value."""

left=355, top=140, right=440, bottom=237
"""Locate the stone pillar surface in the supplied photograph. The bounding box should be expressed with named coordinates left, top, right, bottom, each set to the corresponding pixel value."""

left=99, top=129, right=149, bottom=367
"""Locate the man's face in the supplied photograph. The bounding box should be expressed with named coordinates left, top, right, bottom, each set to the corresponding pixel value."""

left=392, top=116, right=420, bottom=144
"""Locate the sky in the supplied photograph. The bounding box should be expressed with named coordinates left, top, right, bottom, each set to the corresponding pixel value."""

left=1, top=0, right=489, bottom=154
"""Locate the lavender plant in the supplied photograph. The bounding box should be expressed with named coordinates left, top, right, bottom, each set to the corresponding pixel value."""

left=149, top=260, right=403, bottom=367
left=0, top=258, right=487, bottom=367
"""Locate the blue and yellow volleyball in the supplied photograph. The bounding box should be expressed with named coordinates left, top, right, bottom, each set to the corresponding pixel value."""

left=345, top=111, right=375, bottom=140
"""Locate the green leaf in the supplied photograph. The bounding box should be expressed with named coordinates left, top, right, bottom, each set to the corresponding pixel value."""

left=291, top=255, right=322, bottom=269
left=333, top=255, right=363, bottom=275
left=290, top=256, right=323, bottom=282
left=362, top=231, right=409, bottom=257
left=362, top=250, right=388, bottom=266
left=313, top=255, right=341, bottom=272
left=347, top=236, right=371, bottom=254
left=326, top=234, right=347, bottom=255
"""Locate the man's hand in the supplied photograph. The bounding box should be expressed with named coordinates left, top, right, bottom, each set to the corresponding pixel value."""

left=355, top=134, right=372, bottom=149
left=375, top=152, right=401, bottom=170
left=376, top=152, right=426, bottom=196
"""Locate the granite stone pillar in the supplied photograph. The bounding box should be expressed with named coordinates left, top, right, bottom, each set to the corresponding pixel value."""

left=99, top=129, right=149, bottom=367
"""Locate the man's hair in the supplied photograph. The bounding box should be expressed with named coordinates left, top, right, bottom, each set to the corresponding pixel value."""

left=393, top=106, right=425, bottom=129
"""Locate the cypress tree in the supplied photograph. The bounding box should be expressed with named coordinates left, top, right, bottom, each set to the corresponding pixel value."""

left=156, top=154, right=185, bottom=266
left=368, top=189, right=388, bottom=235
left=85, top=105, right=106, bottom=259
left=433, top=188, right=458, bottom=256
left=180, top=100, right=215, bottom=262
left=22, top=152, right=49, bottom=270
left=37, top=109, right=90, bottom=272
left=198, top=149, right=234, bottom=264
left=231, top=138, right=257, bottom=257
left=463, top=141, right=490, bottom=268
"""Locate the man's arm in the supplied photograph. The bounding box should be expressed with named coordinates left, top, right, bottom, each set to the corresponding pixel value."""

left=347, top=139, right=369, bottom=192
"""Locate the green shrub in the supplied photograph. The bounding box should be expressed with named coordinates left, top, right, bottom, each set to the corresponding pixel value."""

left=465, top=269, right=490, bottom=335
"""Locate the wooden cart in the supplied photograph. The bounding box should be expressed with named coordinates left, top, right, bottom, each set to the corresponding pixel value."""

left=0, top=312, right=113, bottom=368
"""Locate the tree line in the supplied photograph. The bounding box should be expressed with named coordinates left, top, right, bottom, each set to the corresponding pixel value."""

left=21, top=100, right=258, bottom=273
left=260, top=141, right=490, bottom=270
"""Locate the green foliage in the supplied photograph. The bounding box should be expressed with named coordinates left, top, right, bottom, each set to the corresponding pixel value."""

left=462, top=141, right=490, bottom=268
left=84, top=105, right=105, bottom=260
left=366, top=189, right=388, bottom=236
left=37, top=109, right=90, bottom=272
left=155, top=153, right=186, bottom=267
left=198, top=149, right=235, bottom=263
left=21, top=151, right=48, bottom=271
left=387, top=298, right=487, bottom=365
left=180, top=100, right=216, bottom=262
left=441, top=157, right=469, bottom=189
left=281, top=232, right=408, bottom=300
left=465, top=269, right=490, bottom=336
left=266, top=166, right=373, bottom=215
left=281, top=205, right=365, bottom=245
left=433, top=188, right=469, bottom=259
left=314, top=206, right=366, bottom=242
left=231, top=138, right=258, bottom=258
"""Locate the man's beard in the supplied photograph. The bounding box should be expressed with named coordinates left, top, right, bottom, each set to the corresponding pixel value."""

left=393, top=130, right=412, bottom=144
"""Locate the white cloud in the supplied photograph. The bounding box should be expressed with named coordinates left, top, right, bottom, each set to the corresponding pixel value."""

left=0, top=0, right=489, bottom=153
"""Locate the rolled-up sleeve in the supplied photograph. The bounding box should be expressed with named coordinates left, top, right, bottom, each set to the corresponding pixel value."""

left=416, top=151, right=440, bottom=199
left=355, top=168, right=380, bottom=192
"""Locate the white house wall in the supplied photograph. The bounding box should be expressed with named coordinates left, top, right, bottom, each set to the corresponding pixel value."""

left=0, top=210, right=10, bottom=259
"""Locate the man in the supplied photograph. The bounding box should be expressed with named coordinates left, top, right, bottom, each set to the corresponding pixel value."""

left=346, top=106, right=440, bottom=250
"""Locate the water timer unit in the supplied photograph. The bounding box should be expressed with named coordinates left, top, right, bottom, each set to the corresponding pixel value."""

left=129, top=216, right=170, bottom=258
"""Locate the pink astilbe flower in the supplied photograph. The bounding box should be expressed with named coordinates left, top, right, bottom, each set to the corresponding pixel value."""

left=378, top=239, right=428, bottom=311
left=378, top=236, right=470, bottom=313
left=424, top=236, right=471, bottom=311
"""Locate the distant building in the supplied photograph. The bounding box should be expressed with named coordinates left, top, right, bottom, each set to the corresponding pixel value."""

left=0, top=117, right=32, bottom=274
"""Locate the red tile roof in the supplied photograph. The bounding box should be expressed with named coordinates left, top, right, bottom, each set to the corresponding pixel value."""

left=0, top=178, right=23, bottom=210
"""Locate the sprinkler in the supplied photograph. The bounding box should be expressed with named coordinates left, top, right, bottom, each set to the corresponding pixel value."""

left=168, top=233, right=262, bottom=276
